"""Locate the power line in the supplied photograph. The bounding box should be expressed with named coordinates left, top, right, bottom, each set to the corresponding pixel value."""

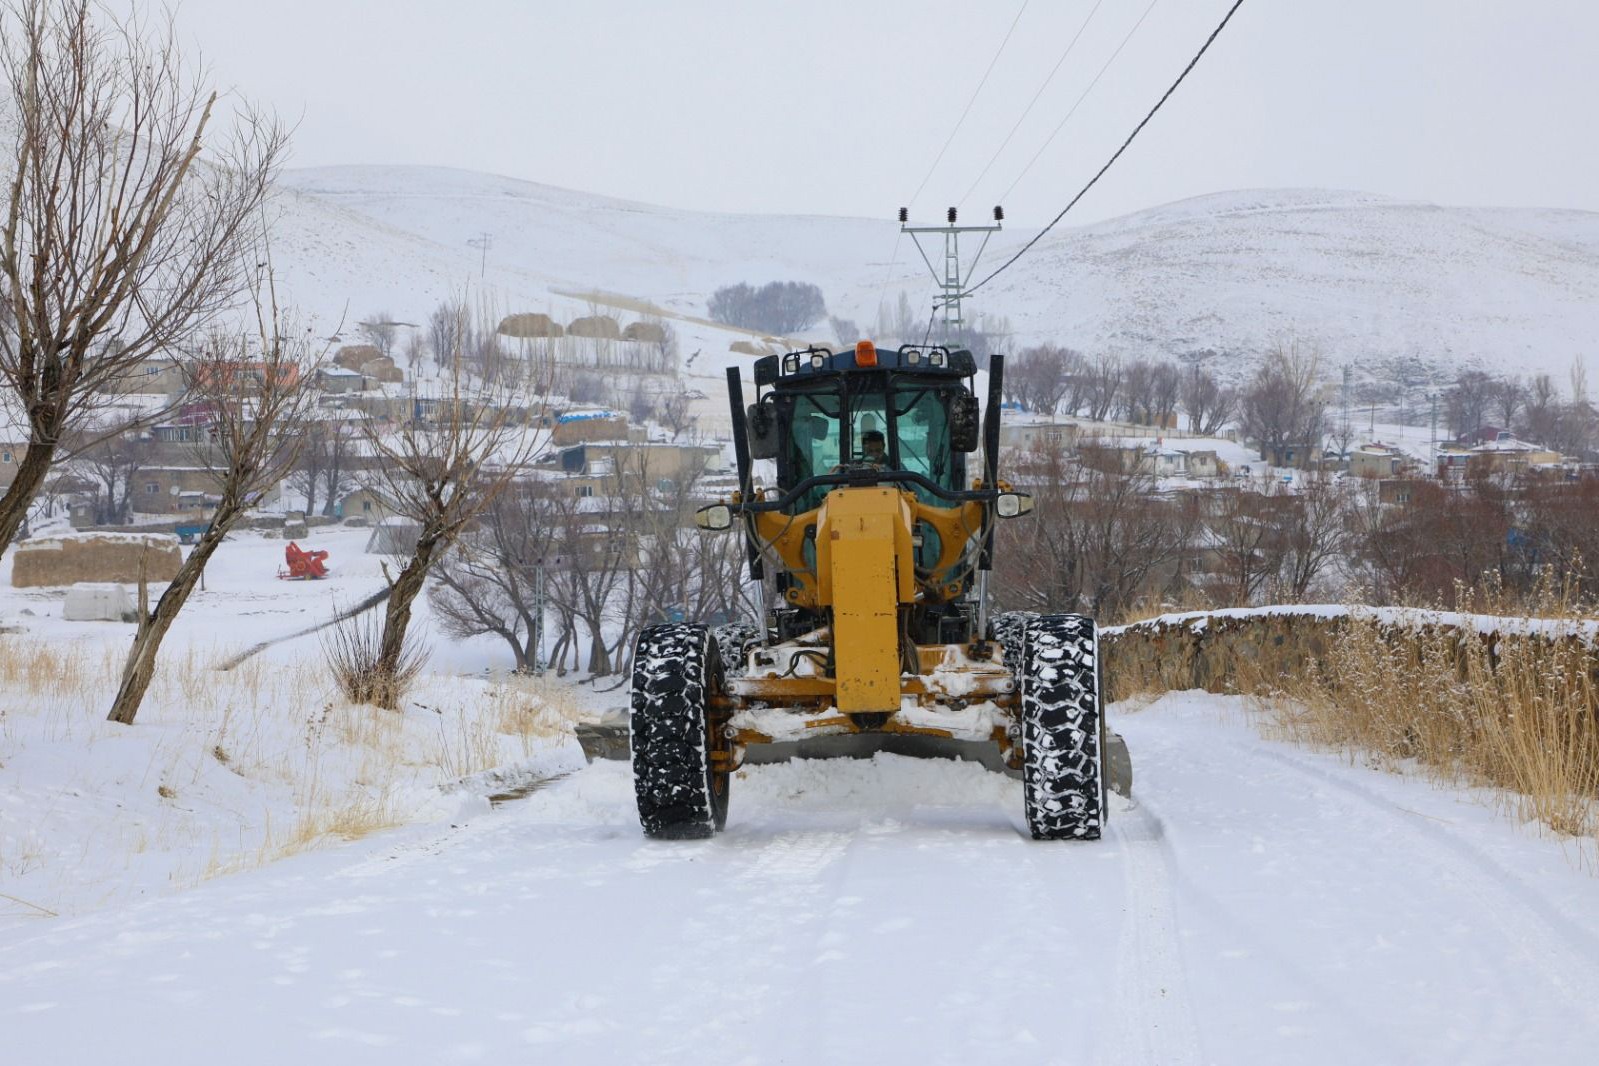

left=959, top=0, right=1106, bottom=206
left=965, top=0, right=1247, bottom=298
left=881, top=2, right=1028, bottom=318
left=996, top=0, right=1161, bottom=205
left=906, top=0, right=1031, bottom=209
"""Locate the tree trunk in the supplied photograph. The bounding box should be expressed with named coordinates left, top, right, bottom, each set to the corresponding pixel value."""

left=107, top=517, right=233, bottom=724
left=0, top=439, right=59, bottom=556
left=371, top=531, right=441, bottom=709
left=584, top=616, right=611, bottom=675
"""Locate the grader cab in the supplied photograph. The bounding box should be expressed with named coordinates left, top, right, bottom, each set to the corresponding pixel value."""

left=629, top=341, right=1119, bottom=840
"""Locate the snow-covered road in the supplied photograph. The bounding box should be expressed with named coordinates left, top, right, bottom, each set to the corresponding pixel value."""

left=6, top=692, right=1598, bottom=1065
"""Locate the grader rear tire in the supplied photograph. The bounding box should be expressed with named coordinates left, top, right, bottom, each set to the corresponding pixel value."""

left=1020, top=614, right=1104, bottom=840
left=630, top=623, right=730, bottom=839
left=989, top=610, right=1038, bottom=679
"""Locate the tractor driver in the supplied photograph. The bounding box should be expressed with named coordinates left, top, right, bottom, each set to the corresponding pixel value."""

left=859, top=429, right=887, bottom=467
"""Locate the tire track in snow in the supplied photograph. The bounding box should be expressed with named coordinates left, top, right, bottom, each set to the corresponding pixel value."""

left=729, top=830, right=853, bottom=889
left=1104, top=799, right=1204, bottom=1066
left=1239, top=739, right=1599, bottom=1029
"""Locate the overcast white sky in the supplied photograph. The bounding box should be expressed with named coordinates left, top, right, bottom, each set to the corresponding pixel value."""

left=172, top=0, right=1597, bottom=225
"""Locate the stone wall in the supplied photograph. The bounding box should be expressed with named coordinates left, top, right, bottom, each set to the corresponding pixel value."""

left=12, top=533, right=183, bottom=588
left=1100, top=607, right=1599, bottom=702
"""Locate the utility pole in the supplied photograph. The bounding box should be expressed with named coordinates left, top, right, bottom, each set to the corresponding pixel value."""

left=899, top=206, right=1003, bottom=334
left=467, top=232, right=493, bottom=278
left=1339, top=363, right=1352, bottom=456
left=1429, top=391, right=1438, bottom=473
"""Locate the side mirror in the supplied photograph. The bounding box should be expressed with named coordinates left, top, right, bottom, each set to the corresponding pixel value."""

left=695, top=504, right=734, bottom=532
left=950, top=393, right=980, bottom=453
left=748, top=402, right=779, bottom=460
left=994, top=492, right=1034, bottom=519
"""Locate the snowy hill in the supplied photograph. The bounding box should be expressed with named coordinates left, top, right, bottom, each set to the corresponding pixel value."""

left=271, top=167, right=1599, bottom=382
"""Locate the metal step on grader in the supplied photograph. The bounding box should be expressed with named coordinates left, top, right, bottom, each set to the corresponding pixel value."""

left=583, top=341, right=1130, bottom=839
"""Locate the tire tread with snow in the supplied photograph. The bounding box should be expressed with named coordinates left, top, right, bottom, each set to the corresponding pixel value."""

left=630, top=623, right=729, bottom=839
left=711, top=620, right=761, bottom=677
left=989, top=610, right=1039, bottom=680
left=1020, top=614, right=1103, bottom=840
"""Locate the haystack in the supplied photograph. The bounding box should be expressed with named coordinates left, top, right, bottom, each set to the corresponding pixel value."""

left=12, top=533, right=182, bottom=588
left=622, top=321, right=667, bottom=344
left=567, top=315, right=621, bottom=339
left=498, top=313, right=564, bottom=338
left=334, top=344, right=383, bottom=371
left=729, top=340, right=765, bottom=356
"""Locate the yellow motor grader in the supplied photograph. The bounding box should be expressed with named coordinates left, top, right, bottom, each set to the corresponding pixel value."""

left=628, top=341, right=1122, bottom=840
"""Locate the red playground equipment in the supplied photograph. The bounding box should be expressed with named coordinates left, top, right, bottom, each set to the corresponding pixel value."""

left=279, top=541, right=330, bottom=580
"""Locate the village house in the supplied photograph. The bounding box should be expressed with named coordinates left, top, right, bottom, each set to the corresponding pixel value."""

left=1378, top=478, right=1422, bottom=506
left=110, top=354, right=187, bottom=396
left=314, top=367, right=369, bottom=394
left=556, top=440, right=726, bottom=493
left=1468, top=435, right=1564, bottom=475
left=335, top=487, right=396, bottom=523
left=1348, top=442, right=1407, bottom=479
left=998, top=420, right=1080, bottom=453
left=1, top=440, right=21, bottom=492
left=551, top=408, right=642, bottom=446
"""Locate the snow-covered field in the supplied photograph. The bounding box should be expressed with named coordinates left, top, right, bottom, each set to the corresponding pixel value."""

left=0, top=527, right=607, bottom=925
left=5, top=690, right=1598, bottom=1065
left=270, top=167, right=1599, bottom=383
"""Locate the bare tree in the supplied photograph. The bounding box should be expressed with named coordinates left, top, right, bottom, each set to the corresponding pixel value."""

left=542, top=485, right=631, bottom=675
left=994, top=441, right=1198, bottom=618
left=1148, top=362, right=1182, bottom=429
left=1491, top=375, right=1525, bottom=430
left=428, top=301, right=466, bottom=370
left=1520, top=373, right=1561, bottom=445
left=1274, top=473, right=1349, bottom=601
left=1443, top=369, right=1496, bottom=439
left=291, top=417, right=356, bottom=517
left=430, top=479, right=561, bottom=673
left=0, top=0, right=284, bottom=558
left=1204, top=487, right=1290, bottom=606
left=401, top=329, right=426, bottom=375
left=108, top=297, right=322, bottom=724
left=614, top=462, right=754, bottom=669
left=1005, top=344, right=1080, bottom=415
left=1181, top=364, right=1235, bottom=435
left=74, top=425, right=150, bottom=524
left=358, top=312, right=397, bottom=358
left=355, top=360, right=543, bottom=706
left=1083, top=353, right=1123, bottom=422
left=1119, top=360, right=1156, bottom=424
left=1239, top=339, right=1325, bottom=467
left=657, top=382, right=699, bottom=440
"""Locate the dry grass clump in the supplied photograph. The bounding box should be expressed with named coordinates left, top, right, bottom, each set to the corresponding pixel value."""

left=2, top=628, right=580, bottom=913
left=488, top=674, right=583, bottom=741
left=1269, top=618, right=1599, bottom=835
left=1257, top=578, right=1599, bottom=838
left=321, top=610, right=427, bottom=708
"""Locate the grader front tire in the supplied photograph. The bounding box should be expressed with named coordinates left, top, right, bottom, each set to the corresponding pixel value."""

left=1020, top=614, right=1104, bottom=840
left=629, top=623, right=731, bottom=839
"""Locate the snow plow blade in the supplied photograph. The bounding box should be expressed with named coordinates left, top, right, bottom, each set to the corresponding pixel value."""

left=575, top=715, right=1133, bottom=799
